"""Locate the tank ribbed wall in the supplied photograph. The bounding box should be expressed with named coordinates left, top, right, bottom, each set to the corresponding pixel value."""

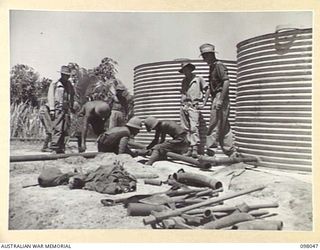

left=236, top=28, right=312, bottom=171
left=134, top=59, right=237, bottom=145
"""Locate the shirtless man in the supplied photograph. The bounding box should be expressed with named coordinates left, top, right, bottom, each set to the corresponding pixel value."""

left=144, top=116, right=189, bottom=165
left=78, top=100, right=112, bottom=152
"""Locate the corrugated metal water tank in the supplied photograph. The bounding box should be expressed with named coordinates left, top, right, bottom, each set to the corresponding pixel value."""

left=134, top=59, right=237, bottom=145
left=236, top=28, right=312, bottom=171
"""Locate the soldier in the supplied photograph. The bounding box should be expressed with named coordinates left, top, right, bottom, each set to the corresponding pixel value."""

left=199, top=43, right=237, bottom=157
left=48, top=65, right=75, bottom=154
left=179, top=61, right=208, bottom=158
left=144, top=116, right=189, bottom=165
left=97, top=116, right=142, bottom=157
left=109, top=80, right=129, bottom=129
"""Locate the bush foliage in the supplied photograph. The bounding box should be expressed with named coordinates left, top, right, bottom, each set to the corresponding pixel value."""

left=10, top=57, right=134, bottom=138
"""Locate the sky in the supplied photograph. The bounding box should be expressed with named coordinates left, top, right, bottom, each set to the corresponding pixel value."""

left=10, top=11, right=312, bottom=92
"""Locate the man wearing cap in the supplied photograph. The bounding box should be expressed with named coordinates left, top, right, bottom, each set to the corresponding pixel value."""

left=109, top=79, right=129, bottom=129
left=179, top=61, right=208, bottom=158
left=96, top=116, right=142, bottom=157
left=144, top=116, right=189, bottom=165
left=48, top=65, right=75, bottom=153
left=199, top=43, right=236, bottom=157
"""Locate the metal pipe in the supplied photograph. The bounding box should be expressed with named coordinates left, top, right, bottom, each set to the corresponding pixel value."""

left=143, top=185, right=265, bottom=225
left=10, top=137, right=146, bottom=148
left=127, top=203, right=167, bottom=216
left=10, top=145, right=146, bottom=164
left=166, top=152, right=211, bottom=169
left=232, top=220, right=283, bottom=230
left=248, top=210, right=270, bottom=217
left=198, top=155, right=259, bottom=166
left=144, top=179, right=162, bottom=186
left=10, top=152, right=101, bottom=162
left=167, top=152, right=258, bottom=168
left=173, top=171, right=222, bottom=190
left=203, top=212, right=254, bottom=229
left=162, top=217, right=192, bottom=229
left=134, top=173, right=159, bottom=179
left=186, top=202, right=279, bottom=215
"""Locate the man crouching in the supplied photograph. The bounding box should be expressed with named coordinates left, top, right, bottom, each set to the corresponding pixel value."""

left=144, top=116, right=189, bottom=165
left=96, top=116, right=142, bottom=157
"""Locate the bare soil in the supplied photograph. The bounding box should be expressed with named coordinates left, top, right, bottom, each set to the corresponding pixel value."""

left=9, top=141, right=313, bottom=230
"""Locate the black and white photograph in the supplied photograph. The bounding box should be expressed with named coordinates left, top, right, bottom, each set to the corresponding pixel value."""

left=6, top=6, right=316, bottom=240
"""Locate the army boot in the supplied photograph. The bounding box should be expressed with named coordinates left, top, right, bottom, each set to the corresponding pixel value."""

left=204, top=146, right=215, bottom=157
left=41, top=134, right=53, bottom=152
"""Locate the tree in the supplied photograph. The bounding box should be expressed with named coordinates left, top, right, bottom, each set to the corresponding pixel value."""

left=68, top=57, right=134, bottom=118
left=68, top=57, right=119, bottom=104
left=10, top=64, right=52, bottom=107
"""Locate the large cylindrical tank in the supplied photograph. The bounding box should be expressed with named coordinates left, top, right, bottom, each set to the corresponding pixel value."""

left=134, top=59, right=237, bottom=146
left=236, top=28, right=312, bottom=171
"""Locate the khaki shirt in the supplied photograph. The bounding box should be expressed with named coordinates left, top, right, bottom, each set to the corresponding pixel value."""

left=48, top=79, right=74, bottom=112
left=209, top=61, right=229, bottom=96
left=181, top=75, right=208, bottom=103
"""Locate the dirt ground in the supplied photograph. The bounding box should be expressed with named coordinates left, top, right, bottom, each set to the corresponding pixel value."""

left=9, top=141, right=313, bottom=230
